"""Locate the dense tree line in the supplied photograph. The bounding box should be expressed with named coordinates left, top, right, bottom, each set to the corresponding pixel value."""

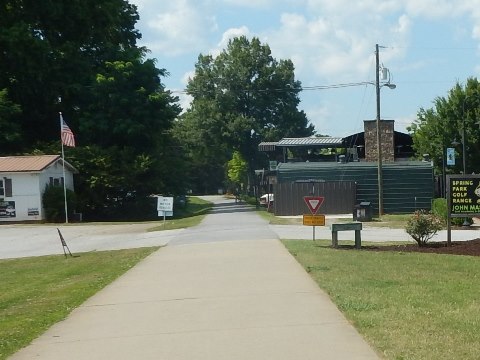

left=409, top=77, right=480, bottom=176
left=0, top=3, right=315, bottom=219
left=0, top=0, right=182, bottom=220
left=174, top=36, right=314, bottom=194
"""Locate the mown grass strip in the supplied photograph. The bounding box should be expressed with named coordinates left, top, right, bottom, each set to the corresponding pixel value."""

left=282, top=240, right=480, bottom=360
left=0, top=247, right=158, bottom=360
left=257, top=209, right=410, bottom=228
left=256, top=208, right=302, bottom=225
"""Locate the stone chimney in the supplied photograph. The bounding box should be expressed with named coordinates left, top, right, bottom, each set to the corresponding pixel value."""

left=364, top=120, right=395, bottom=162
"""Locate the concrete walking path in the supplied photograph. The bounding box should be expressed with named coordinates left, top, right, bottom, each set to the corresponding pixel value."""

left=10, top=197, right=380, bottom=359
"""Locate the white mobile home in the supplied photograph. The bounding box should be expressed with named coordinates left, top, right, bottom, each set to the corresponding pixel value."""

left=0, top=155, right=77, bottom=222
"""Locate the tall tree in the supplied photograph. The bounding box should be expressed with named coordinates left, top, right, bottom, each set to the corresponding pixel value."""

left=0, top=88, right=21, bottom=152
left=176, top=36, right=314, bottom=192
left=0, top=0, right=142, bottom=149
left=173, top=100, right=229, bottom=194
left=0, top=0, right=185, bottom=220
left=227, top=151, right=248, bottom=191
left=78, top=58, right=177, bottom=150
left=71, top=57, right=183, bottom=219
left=408, top=77, right=480, bottom=175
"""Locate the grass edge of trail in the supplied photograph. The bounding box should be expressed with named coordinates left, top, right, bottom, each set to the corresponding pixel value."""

left=0, top=247, right=159, bottom=360
left=281, top=239, right=480, bottom=360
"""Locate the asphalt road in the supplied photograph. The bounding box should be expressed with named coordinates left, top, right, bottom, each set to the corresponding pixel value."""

left=1, top=195, right=479, bottom=259
left=0, top=223, right=180, bottom=259
left=169, top=199, right=277, bottom=246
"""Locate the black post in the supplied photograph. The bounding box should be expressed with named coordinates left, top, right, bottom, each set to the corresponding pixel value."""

left=442, top=146, right=446, bottom=198
left=462, top=121, right=467, bottom=175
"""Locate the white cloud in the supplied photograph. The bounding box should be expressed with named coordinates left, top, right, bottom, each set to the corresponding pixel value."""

left=403, top=0, right=460, bottom=19
left=220, top=0, right=275, bottom=8
left=132, top=0, right=480, bottom=73
left=132, top=0, right=217, bottom=57
left=301, top=103, right=331, bottom=135
left=394, top=114, right=416, bottom=133
left=304, top=0, right=400, bottom=18
left=393, top=14, right=412, bottom=35
left=260, top=1, right=468, bottom=87
left=217, top=26, right=251, bottom=49
left=177, top=93, right=193, bottom=114
left=264, top=13, right=380, bottom=83
left=181, top=71, right=196, bottom=86
left=130, top=0, right=155, bottom=12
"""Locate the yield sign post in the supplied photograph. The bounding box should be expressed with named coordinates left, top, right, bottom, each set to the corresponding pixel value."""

left=304, top=196, right=324, bottom=215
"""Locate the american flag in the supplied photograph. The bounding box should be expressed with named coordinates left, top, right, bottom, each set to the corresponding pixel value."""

left=60, top=113, right=75, bottom=147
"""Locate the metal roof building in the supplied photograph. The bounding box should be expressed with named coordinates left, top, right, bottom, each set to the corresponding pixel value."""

left=256, top=131, right=432, bottom=215
left=0, top=155, right=77, bottom=173
left=276, top=137, right=344, bottom=147
left=0, top=155, right=77, bottom=222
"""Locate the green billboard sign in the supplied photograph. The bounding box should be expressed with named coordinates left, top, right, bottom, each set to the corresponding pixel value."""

left=447, top=175, right=480, bottom=217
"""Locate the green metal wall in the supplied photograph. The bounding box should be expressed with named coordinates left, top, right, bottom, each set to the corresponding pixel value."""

left=276, top=161, right=434, bottom=214
left=274, top=181, right=356, bottom=215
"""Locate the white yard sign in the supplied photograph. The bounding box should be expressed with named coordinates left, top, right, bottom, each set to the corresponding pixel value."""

left=157, top=196, right=174, bottom=217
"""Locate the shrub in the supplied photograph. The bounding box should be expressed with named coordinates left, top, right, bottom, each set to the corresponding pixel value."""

left=431, top=198, right=447, bottom=224
left=241, top=195, right=257, bottom=206
left=431, top=198, right=473, bottom=226
left=405, top=210, right=443, bottom=247
left=42, top=185, right=77, bottom=222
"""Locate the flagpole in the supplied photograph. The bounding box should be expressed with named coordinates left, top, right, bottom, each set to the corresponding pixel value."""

left=60, top=112, right=69, bottom=224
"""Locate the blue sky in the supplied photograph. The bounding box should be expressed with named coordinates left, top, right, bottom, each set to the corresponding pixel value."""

left=131, top=0, right=480, bottom=137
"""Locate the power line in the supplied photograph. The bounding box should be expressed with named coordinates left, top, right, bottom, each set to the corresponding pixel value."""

left=169, top=81, right=372, bottom=94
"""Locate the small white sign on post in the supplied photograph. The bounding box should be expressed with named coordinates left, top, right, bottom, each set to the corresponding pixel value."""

left=157, top=210, right=173, bottom=217
left=157, top=196, right=174, bottom=225
left=157, top=196, right=174, bottom=212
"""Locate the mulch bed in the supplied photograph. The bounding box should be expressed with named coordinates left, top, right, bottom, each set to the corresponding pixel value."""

left=363, top=239, right=480, bottom=257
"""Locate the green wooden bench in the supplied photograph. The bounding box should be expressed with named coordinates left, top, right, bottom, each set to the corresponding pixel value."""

left=330, top=222, right=362, bottom=249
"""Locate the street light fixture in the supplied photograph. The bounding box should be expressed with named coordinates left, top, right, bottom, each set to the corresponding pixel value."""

left=375, top=44, right=396, bottom=216
left=451, top=138, right=460, bottom=147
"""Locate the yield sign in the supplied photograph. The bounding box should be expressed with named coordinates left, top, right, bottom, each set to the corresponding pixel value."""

left=303, top=196, right=324, bottom=215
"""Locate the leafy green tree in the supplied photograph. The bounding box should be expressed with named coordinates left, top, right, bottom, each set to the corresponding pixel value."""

left=0, top=88, right=21, bottom=152
left=69, top=57, right=182, bottom=219
left=227, top=151, right=248, bottom=191
left=177, top=36, right=314, bottom=192
left=78, top=59, right=179, bottom=149
left=0, top=1, right=186, bottom=220
left=173, top=100, right=230, bottom=194
left=0, top=0, right=142, bottom=148
left=42, top=185, right=77, bottom=222
left=408, top=78, right=480, bottom=175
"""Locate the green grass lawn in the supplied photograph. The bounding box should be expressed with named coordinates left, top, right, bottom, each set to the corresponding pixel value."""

left=0, top=247, right=158, bottom=360
left=256, top=208, right=303, bottom=225
left=148, top=196, right=212, bottom=231
left=258, top=209, right=411, bottom=228
left=282, top=240, right=480, bottom=360
left=369, top=214, right=412, bottom=228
